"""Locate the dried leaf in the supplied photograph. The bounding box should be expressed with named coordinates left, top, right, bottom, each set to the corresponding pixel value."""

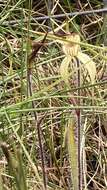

left=77, top=52, right=96, bottom=84
left=67, top=118, right=78, bottom=190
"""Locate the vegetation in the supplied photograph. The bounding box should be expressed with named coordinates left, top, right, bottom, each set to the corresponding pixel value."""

left=0, top=0, right=107, bottom=190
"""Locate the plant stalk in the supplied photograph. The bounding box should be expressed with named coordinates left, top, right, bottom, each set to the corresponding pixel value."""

left=76, top=58, right=82, bottom=190
left=27, top=34, right=47, bottom=190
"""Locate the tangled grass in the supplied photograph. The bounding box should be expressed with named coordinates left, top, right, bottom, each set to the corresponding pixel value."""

left=0, top=0, right=107, bottom=190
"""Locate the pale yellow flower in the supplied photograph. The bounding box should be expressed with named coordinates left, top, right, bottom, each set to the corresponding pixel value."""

left=58, top=33, right=96, bottom=85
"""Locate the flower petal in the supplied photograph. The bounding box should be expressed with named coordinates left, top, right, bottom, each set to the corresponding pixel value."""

left=60, top=55, right=72, bottom=85
left=77, top=52, right=96, bottom=84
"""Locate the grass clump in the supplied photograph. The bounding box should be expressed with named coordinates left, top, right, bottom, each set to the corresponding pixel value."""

left=0, top=0, right=107, bottom=190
